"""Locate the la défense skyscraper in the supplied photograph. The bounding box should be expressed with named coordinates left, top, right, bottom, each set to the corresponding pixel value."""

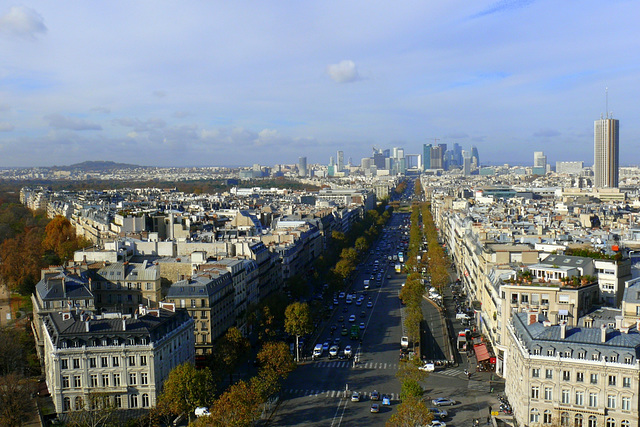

left=594, top=116, right=619, bottom=188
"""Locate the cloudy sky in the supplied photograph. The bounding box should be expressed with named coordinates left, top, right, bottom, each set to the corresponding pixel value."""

left=0, top=1, right=638, bottom=167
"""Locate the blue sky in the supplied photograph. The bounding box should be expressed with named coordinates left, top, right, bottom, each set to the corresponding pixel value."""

left=0, top=0, right=638, bottom=167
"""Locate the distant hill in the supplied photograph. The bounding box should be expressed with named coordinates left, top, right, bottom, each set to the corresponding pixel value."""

left=52, top=161, right=142, bottom=171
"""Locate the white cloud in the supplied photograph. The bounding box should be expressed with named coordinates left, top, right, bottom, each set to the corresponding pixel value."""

left=0, top=6, right=47, bottom=40
left=0, top=122, right=15, bottom=132
left=44, top=114, right=102, bottom=131
left=112, top=117, right=166, bottom=132
left=327, top=60, right=360, bottom=83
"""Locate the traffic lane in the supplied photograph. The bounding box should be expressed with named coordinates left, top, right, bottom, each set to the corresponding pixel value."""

left=421, top=297, right=448, bottom=362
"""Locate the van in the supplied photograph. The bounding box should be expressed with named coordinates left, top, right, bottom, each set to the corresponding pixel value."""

left=195, top=407, right=210, bottom=418
left=456, top=313, right=470, bottom=320
left=313, top=343, right=323, bottom=357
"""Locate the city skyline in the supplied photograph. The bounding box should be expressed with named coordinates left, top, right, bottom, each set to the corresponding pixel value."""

left=0, top=1, right=639, bottom=168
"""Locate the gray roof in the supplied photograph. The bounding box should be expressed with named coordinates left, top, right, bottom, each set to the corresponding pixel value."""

left=622, top=278, right=640, bottom=305
left=35, top=271, right=93, bottom=301
left=512, top=312, right=640, bottom=361
left=539, top=254, right=592, bottom=268
left=96, top=262, right=159, bottom=282
left=166, top=272, right=232, bottom=298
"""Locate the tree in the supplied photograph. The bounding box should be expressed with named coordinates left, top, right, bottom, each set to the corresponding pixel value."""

left=284, top=302, right=313, bottom=362
left=0, top=373, right=33, bottom=427
left=213, top=327, right=250, bottom=388
left=42, top=215, right=91, bottom=262
left=157, top=363, right=215, bottom=422
left=65, top=392, right=117, bottom=427
left=254, top=341, right=296, bottom=398
left=386, top=396, right=433, bottom=427
left=355, top=236, right=369, bottom=253
left=200, top=380, right=262, bottom=427
left=400, top=378, right=424, bottom=399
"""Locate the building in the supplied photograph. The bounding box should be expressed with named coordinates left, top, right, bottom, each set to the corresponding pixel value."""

left=336, top=150, right=344, bottom=172
left=42, top=304, right=194, bottom=414
left=556, top=161, right=585, bottom=175
left=92, top=261, right=162, bottom=314
left=423, top=144, right=432, bottom=171
left=298, top=157, right=307, bottom=177
left=505, top=311, right=640, bottom=427
left=594, top=117, right=619, bottom=188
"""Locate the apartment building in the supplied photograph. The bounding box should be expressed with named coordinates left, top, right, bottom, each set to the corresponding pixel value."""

left=506, top=312, right=639, bottom=427
left=92, top=261, right=162, bottom=314
left=42, top=305, right=194, bottom=414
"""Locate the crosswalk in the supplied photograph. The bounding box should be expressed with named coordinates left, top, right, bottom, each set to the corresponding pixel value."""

left=283, top=389, right=399, bottom=400
left=312, top=361, right=399, bottom=370
left=433, top=367, right=467, bottom=378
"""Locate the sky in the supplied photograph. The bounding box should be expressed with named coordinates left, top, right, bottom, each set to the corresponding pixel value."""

left=0, top=0, right=639, bottom=168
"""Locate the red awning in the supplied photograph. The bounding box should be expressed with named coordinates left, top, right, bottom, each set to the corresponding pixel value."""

left=474, top=344, right=491, bottom=362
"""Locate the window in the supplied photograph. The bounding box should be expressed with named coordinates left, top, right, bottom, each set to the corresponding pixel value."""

left=578, top=351, right=586, bottom=360
left=73, top=358, right=80, bottom=369
left=543, top=410, right=552, bottom=424
left=575, top=390, right=584, bottom=406
left=62, top=376, right=70, bottom=388
left=592, top=353, right=600, bottom=361
left=588, top=392, right=598, bottom=407
left=142, top=393, right=149, bottom=407
left=113, top=374, right=121, bottom=387
left=102, top=338, right=108, bottom=346
left=610, top=355, right=618, bottom=363
left=90, top=374, right=98, bottom=387
left=191, top=299, right=196, bottom=307
left=531, top=386, right=540, bottom=399
left=129, top=373, right=137, bottom=385
left=590, top=373, right=598, bottom=384
left=544, top=387, right=553, bottom=400
left=607, top=395, right=616, bottom=409
left=621, top=421, right=630, bottom=427
left=101, top=356, right=108, bottom=367
left=73, top=375, right=81, bottom=388
left=532, top=368, right=540, bottom=378
left=545, top=369, right=553, bottom=379
left=575, top=414, right=583, bottom=427
left=623, top=377, right=631, bottom=388
left=61, top=359, right=68, bottom=370
left=541, top=294, right=549, bottom=305
left=140, top=355, right=147, bottom=366
left=74, top=396, right=83, bottom=411
left=201, top=311, right=207, bottom=318
left=521, top=294, right=529, bottom=304
left=102, top=374, right=109, bottom=387
left=560, top=412, right=569, bottom=426
left=577, top=372, right=584, bottom=382
left=547, top=349, right=554, bottom=357
left=624, top=356, right=633, bottom=364
left=561, top=389, right=570, bottom=404
left=606, top=418, right=616, bottom=427
left=130, top=394, right=138, bottom=408
left=89, top=357, right=96, bottom=368
left=141, top=372, right=148, bottom=385
left=112, top=357, right=119, bottom=367
left=564, top=350, right=572, bottom=358
left=563, top=370, right=570, bottom=381
left=530, top=408, right=539, bottom=423
left=609, top=375, right=616, bottom=386
left=588, top=415, right=597, bottom=427
left=621, top=396, right=631, bottom=411
left=129, top=356, right=136, bottom=366
left=115, top=395, right=122, bottom=408
left=63, top=397, right=71, bottom=411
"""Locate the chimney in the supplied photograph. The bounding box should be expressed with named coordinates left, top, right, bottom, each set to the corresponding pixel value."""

left=616, top=315, right=624, bottom=330
left=528, top=313, right=538, bottom=325
left=62, top=277, right=67, bottom=296
left=601, top=324, right=608, bottom=343
left=122, top=319, right=127, bottom=331
left=560, top=321, right=567, bottom=339
left=636, top=319, right=640, bottom=331
left=85, top=319, right=90, bottom=332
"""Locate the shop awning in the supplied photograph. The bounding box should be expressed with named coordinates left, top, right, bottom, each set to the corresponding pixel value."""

left=474, top=344, right=491, bottom=362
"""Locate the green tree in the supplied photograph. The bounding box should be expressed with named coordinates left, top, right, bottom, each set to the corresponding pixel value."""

left=400, top=378, right=424, bottom=399
left=386, top=396, right=432, bottom=427
left=213, top=327, right=250, bottom=388
left=157, top=362, right=215, bottom=422
left=284, top=302, right=313, bottom=362
left=355, top=236, right=369, bottom=253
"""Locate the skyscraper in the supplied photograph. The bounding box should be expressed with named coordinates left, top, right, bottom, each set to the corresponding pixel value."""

left=422, top=144, right=432, bottom=171
left=594, top=117, right=619, bottom=188
left=336, top=151, right=344, bottom=172
left=471, top=146, right=479, bottom=168
left=298, top=157, right=307, bottom=177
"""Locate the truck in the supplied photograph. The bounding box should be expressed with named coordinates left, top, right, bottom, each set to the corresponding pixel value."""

left=350, top=325, right=360, bottom=340
left=363, top=279, right=370, bottom=289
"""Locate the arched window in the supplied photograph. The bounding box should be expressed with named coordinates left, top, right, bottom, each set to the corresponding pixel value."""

left=575, top=414, right=583, bottom=427
left=530, top=408, right=540, bottom=423
left=63, top=397, right=71, bottom=412
left=74, top=396, right=83, bottom=411
left=561, top=412, right=570, bottom=426
left=620, top=421, right=630, bottom=427
left=129, top=393, right=138, bottom=408
left=142, top=393, right=149, bottom=407
left=543, top=410, right=552, bottom=424
left=588, top=415, right=597, bottom=427
left=605, top=418, right=616, bottom=427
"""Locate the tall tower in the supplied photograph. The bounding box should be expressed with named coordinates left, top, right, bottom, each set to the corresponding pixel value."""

left=594, top=117, right=619, bottom=188
left=298, top=157, right=307, bottom=177
left=336, top=151, right=344, bottom=172
left=422, top=144, right=432, bottom=171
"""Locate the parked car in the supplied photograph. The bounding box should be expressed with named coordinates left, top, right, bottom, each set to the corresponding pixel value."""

left=429, top=421, right=447, bottom=427
left=428, top=408, right=448, bottom=419
left=432, top=398, right=456, bottom=406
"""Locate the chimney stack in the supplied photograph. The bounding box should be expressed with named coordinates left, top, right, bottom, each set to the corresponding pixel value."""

left=122, top=319, right=127, bottom=331
left=601, top=324, right=608, bottom=343
left=616, top=315, right=623, bottom=330
left=528, top=313, right=538, bottom=325
left=85, top=319, right=90, bottom=332
left=560, top=321, right=567, bottom=339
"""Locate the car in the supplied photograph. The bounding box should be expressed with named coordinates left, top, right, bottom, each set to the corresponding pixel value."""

left=338, top=316, right=344, bottom=322
left=329, top=345, right=339, bottom=358
left=344, top=345, right=352, bottom=357
left=339, top=292, right=345, bottom=299
left=356, top=299, right=362, bottom=306
left=432, top=398, right=456, bottom=406
left=322, top=341, right=330, bottom=351
left=333, top=337, right=341, bottom=345
left=359, top=322, right=365, bottom=330
left=371, top=390, right=380, bottom=401
left=333, top=299, right=339, bottom=305
left=349, top=315, right=356, bottom=322
left=428, top=408, right=448, bottom=419
left=331, top=324, right=337, bottom=331
left=382, top=395, right=391, bottom=406
left=370, top=403, right=380, bottom=413
left=429, top=421, right=447, bottom=427
left=401, top=336, right=409, bottom=347
left=367, top=301, right=373, bottom=308
left=359, top=310, right=366, bottom=318
left=341, top=328, right=348, bottom=336
left=195, top=407, right=211, bottom=417
left=351, top=391, right=361, bottom=402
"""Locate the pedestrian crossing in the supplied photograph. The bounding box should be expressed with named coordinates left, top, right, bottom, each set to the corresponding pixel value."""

left=433, top=367, right=467, bottom=378
left=283, top=389, right=399, bottom=400
left=312, top=361, right=399, bottom=370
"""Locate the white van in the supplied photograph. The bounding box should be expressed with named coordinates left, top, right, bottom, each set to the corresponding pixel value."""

left=195, top=407, right=210, bottom=417
left=313, top=343, right=323, bottom=357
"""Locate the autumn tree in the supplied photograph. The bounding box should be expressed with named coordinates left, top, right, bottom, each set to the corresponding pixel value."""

left=65, top=392, right=117, bottom=427
left=252, top=341, right=296, bottom=399
left=42, top=215, right=91, bottom=263
left=284, top=302, right=313, bottom=362
left=0, top=227, right=44, bottom=294
left=199, top=380, right=262, bottom=427
left=0, top=373, right=33, bottom=427
left=385, top=396, right=433, bottom=427
left=213, top=327, right=250, bottom=388
left=157, top=363, right=215, bottom=422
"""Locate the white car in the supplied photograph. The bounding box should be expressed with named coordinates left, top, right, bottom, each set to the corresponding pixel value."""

left=430, top=421, right=447, bottom=427
left=349, top=315, right=356, bottom=322
left=329, top=345, right=339, bottom=358
left=195, top=407, right=210, bottom=417
left=344, top=345, right=352, bottom=357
